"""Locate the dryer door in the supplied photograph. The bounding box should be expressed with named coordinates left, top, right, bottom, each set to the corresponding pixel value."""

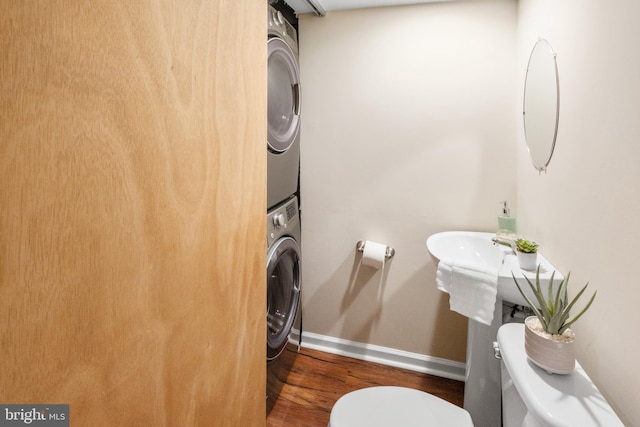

left=266, top=236, right=301, bottom=361
left=268, top=37, right=301, bottom=154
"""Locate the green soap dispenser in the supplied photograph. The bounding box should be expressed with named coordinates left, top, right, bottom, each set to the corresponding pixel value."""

left=498, top=201, right=517, bottom=236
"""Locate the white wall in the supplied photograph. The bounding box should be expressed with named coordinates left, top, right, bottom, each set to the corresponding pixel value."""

left=517, top=1, right=640, bottom=425
left=298, top=0, right=517, bottom=363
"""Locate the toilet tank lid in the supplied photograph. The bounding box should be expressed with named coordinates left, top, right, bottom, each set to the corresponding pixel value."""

left=497, top=323, right=624, bottom=427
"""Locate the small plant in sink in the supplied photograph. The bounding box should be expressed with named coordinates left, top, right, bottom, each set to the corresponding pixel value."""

left=512, top=266, right=597, bottom=374
left=514, top=238, right=538, bottom=270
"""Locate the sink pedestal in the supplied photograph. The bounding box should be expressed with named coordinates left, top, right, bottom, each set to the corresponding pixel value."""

left=463, top=297, right=503, bottom=427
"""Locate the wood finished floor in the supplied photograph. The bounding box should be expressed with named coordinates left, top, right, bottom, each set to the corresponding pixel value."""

left=266, top=348, right=465, bottom=427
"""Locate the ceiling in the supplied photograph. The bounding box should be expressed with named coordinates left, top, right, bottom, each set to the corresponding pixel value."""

left=283, top=0, right=453, bottom=15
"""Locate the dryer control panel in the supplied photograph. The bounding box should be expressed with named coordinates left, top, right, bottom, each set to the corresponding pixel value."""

left=268, top=5, right=298, bottom=57
left=267, top=196, right=299, bottom=247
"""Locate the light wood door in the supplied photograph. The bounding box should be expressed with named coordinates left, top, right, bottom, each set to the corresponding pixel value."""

left=0, top=1, right=266, bottom=425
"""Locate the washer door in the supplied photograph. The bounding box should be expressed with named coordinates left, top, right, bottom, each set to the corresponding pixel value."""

left=268, top=37, right=301, bottom=154
left=267, top=236, right=301, bottom=361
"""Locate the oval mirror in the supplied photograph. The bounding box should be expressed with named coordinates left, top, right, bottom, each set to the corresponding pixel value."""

left=523, top=39, right=559, bottom=172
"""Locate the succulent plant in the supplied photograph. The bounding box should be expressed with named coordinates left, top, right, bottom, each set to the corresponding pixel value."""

left=515, top=238, right=539, bottom=253
left=512, top=266, right=597, bottom=335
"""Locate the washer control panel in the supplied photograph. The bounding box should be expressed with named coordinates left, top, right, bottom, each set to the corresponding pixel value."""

left=268, top=5, right=298, bottom=57
left=267, top=196, right=299, bottom=247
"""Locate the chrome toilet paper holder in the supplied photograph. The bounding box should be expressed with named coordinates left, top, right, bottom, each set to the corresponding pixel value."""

left=356, top=240, right=396, bottom=260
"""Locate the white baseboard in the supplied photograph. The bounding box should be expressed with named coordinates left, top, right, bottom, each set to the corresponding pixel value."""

left=291, top=330, right=466, bottom=382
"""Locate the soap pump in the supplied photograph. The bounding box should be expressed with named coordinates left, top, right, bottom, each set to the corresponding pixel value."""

left=497, top=201, right=517, bottom=236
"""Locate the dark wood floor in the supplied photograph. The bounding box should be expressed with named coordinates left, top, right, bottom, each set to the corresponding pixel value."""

left=266, top=348, right=465, bottom=427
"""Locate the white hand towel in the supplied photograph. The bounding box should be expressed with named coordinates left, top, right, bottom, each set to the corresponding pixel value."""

left=436, top=257, right=454, bottom=294
left=436, top=258, right=499, bottom=326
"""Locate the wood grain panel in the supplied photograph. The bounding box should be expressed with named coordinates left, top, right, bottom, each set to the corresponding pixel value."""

left=0, top=1, right=266, bottom=426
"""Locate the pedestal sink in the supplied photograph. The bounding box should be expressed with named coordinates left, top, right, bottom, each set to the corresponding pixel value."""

left=426, top=231, right=562, bottom=427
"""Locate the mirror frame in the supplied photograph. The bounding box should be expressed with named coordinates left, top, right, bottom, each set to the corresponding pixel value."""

left=523, top=38, right=560, bottom=173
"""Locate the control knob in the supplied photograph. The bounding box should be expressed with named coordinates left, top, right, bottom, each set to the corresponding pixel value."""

left=272, top=213, right=286, bottom=228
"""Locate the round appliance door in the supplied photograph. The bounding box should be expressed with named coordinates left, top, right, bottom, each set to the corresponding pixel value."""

left=268, top=37, right=301, bottom=154
left=267, top=236, right=301, bottom=361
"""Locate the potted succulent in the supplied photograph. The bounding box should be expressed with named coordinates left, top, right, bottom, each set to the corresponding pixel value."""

left=515, top=238, right=539, bottom=271
left=512, top=267, right=597, bottom=374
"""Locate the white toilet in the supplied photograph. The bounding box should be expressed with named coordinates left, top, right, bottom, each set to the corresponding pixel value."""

left=497, top=323, right=624, bottom=427
left=329, top=323, right=624, bottom=427
left=328, top=385, right=473, bottom=427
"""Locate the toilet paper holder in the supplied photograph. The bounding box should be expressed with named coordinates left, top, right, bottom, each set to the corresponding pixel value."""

left=356, top=240, right=395, bottom=259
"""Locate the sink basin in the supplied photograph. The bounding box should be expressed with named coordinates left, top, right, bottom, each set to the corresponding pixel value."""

left=426, top=231, right=563, bottom=308
left=426, top=231, right=506, bottom=270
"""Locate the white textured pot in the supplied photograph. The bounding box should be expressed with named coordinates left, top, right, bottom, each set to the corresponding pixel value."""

left=524, top=316, right=576, bottom=375
left=516, top=251, right=538, bottom=271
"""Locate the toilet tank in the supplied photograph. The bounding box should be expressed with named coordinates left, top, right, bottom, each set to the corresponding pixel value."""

left=499, top=355, right=543, bottom=427
left=497, top=323, right=624, bottom=427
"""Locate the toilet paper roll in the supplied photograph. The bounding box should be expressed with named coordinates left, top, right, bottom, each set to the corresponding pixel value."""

left=361, top=240, right=387, bottom=270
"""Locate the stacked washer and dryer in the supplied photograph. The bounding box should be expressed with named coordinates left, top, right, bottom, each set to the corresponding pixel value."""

left=266, top=4, right=302, bottom=414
